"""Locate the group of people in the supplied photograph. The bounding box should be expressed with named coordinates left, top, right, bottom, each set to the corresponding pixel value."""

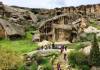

left=37, top=45, right=52, bottom=50
left=37, top=43, right=69, bottom=70
left=37, top=43, right=67, bottom=50
left=37, top=43, right=68, bottom=61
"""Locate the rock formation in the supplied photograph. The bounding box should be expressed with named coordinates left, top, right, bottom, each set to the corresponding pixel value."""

left=0, top=18, right=25, bottom=39
left=32, top=4, right=100, bottom=21
left=0, top=2, right=38, bottom=29
left=0, top=2, right=38, bottom=39
left=38, top=13, right=87, bottom=42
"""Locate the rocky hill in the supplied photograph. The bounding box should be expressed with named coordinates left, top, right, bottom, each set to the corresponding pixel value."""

left=0, top=2, right=39, bottom=39
left=0, top=2, right=100, bottom=39
left=31, top=4, right=100, bottom=22
left=9, top=3, right=100, bottom=24
left=0, top=2, right=38, bottom=30
left=51, top=4, right=100, bottom=17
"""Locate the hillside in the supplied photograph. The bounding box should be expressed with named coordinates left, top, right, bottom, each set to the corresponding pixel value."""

left=0, top=2, right=100, bottom=70
left=31, top=4, right=100, bottom=21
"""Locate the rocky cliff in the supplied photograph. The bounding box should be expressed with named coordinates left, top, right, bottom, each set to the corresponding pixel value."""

left=0, top=2, right=38, bottom=30
left=6, top=3, right=100, bottom=23
left=54, top=4, right=100, bottom=18
left=32, top=4, right=100, bottom=21
left=0, top=2, right=100, bottom=31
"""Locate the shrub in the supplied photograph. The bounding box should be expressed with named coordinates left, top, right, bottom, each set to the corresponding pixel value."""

left=89, top=33, right=100, bottom=66
left=31, top=63, right=37, bottom=70
left=90, top=20, right=100, bottom=30
left=68, top=42, right=87, bottom=50
left=0, top=47, right=23, bottom=70
left=75, top=43, right=86, bottom=50
left=33, top=53, right=45, bottom=65
left=80, top=65, right=90, bottom=70
left=18, top=65, right=25, bottom=70
left=25, top=31, right=33, bottom=39
left=68, top=51, right=90, bottom=70
left=68, top=51, right=77, bottom=67
left=80, top=33, right=94, bottom=42
left=43, top=63, right=52, bottom=70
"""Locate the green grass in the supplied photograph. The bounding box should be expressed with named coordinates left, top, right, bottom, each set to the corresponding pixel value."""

left=0, top=46, right=23, bottom=69
left=25, top=31, right=33, bottom=40
left=90, top=23, right=100, bottom=30
left=90, top=20, right=100, bottom=30
left=41, top=57, right=52, bottom=70
left=67, top=42, right=89, bottom=50
left=0, top=39, right=38, bottom=54
left=0, top=31, right=39, bottom=69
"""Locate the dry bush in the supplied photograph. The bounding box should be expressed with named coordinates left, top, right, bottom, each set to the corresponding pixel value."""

left=0, top=46, right=23, bottom=70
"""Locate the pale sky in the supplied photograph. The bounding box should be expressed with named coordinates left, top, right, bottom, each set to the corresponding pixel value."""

left=0, top=0, right=100, bottom=9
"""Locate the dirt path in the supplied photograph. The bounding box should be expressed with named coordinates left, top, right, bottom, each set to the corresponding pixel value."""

left=53, top=50, right=71, bottom=70
left=24, top=49, right=74, bottom=70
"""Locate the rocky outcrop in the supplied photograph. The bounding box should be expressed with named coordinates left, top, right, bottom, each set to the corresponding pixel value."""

left=32, top=4, right=100, bottom=22
left=0, top=2, right=38, bottom=30
left=0, top=2, right=5, bottom=17
left=0, top=18, right=25, bottom=39
left=0, top=2, right=39, bottom=39
left=54, top=4, right=100, bottom=16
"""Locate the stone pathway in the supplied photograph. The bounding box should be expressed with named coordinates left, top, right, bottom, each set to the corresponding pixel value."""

left=53, top=51, right=71, bottom=70
left=24, top=49, right=74, bottom=70
left=53, top=49, right=76, bottom=70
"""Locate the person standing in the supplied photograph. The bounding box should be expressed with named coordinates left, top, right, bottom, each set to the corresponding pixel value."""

left=61, top=45, right=64, bottom=53
left=57, top=62, right=61, bottom=70
left=64, top=53, right=67, bottom=61
left=52, top=43, right=55, bottom=49
left=63, top=48, right=67, bottom=61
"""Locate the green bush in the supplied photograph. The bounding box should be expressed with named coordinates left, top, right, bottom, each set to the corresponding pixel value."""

left=80, top=33, right=94, bottom=42
left=89, top=33, right=100, bottom=66
left=25, top=31, right=33, bottom=39
left=98, top=37, right=100, bottom=42
left=80, top=65, right=90, bottom=70
left=75, top=43, right=86, bottom=50
left=68, top=51, right=77, bottom=67
left=43, top=63, right=52, bottom=70
left=0, top=47, right=23, bottom=70
left=31, top=64, right=37, bottom=70
left=18, top=65, right=25, bottom=70
left=67, top=42, right=87, bottom=50
left=68, top=51, right=90, bottom=70
left=46, top=52, right=59, bottom=58
left=90, top=20, right=100, bottom=30
left=33, top=53, right=46, bottom=65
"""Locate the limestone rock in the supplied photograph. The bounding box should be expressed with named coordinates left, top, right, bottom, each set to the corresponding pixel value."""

left=0, top=18, right=25, bottom=39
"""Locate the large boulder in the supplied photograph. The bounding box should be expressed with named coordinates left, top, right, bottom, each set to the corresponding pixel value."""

left=84, top=26, right=100, bottom=37
left=91, top=66, right=100, bottom=70
left=84, top=26, right=100, bottom=33
left=82, top=45, right=92, bottom=56
left=0, top=3, right=38, bottom=30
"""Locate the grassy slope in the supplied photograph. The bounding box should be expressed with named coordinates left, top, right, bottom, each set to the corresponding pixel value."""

left=0, top=39, right=38, bottom=54
left=0, top=30, right=38, bottom=69
left=0, top=30, right=38, bottom=54
left=90, top=19, right=100, bottom=30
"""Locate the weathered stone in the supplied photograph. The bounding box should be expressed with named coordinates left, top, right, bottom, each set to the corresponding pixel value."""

left=38, top=13, right=87, bottom=42
left=33, top=4, right=100, bottom=22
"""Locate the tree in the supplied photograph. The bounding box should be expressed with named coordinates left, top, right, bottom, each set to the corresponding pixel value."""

left=89, top=33, right=100, bottom=66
